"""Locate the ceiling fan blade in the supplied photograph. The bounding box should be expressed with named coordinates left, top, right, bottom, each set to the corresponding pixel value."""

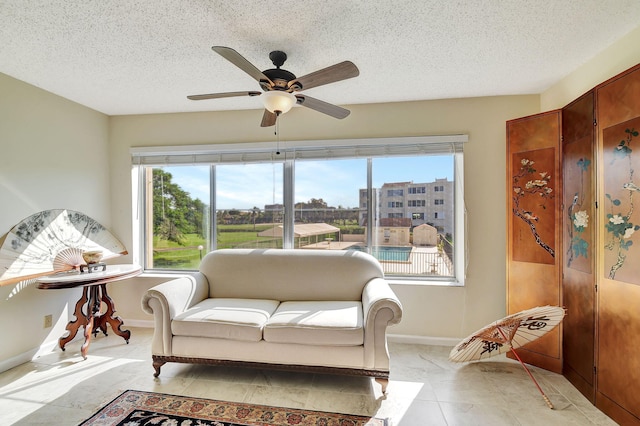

left=289, top=61, right=359, bottom=91
left=260, top=110, right=277, bottom=127
left=295, top=95, right=350, bottom=119
left=187, top=91, right=261, bottom=101
left=212, top=46, right=273, bottom=86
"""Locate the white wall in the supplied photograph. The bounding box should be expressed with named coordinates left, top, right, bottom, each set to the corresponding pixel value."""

left=541, top=26, right=640, bottom=110
left=107, top=95, right=540, bottom=340
left=0, top=73, right=110, bottom=368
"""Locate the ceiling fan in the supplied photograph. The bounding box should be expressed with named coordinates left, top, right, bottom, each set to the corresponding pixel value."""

left=188, top=46, right=360, bottom=127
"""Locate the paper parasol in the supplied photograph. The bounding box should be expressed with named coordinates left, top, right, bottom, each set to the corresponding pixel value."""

left=449, top=305, right=566, bottom=409
left=0, top=209, right=127, bottom=286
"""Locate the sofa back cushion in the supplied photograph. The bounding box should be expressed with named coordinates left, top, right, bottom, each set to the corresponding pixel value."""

left=200, top=249, right=383, bottom=301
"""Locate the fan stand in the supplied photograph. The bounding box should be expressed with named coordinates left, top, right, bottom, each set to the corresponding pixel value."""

left=80, top=262, right=107, bottom=273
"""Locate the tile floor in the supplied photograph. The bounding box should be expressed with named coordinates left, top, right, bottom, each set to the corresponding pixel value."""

left=0, top=327, right=617, bottom=425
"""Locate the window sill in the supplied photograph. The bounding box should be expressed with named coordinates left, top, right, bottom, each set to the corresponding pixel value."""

left=139, top=271, right=464, bottom=287
left=387, top=278, right=464, bottom=287
left=139, top=270, right=196, bottom=279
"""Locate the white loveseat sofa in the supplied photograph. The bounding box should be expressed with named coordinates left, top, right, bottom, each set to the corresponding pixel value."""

left=141, top=248, right=403, bottom=393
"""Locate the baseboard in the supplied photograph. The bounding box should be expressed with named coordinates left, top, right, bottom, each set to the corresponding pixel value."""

left=124, top=319, right=154, bottom=328
left=0, top=348, right=37, bottom=374
left=0, top=337, right=66, bottom=374
left=387, top=333, right=459, bottom=347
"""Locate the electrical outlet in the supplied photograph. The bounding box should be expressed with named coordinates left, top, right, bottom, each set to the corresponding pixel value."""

left=43, top=314, right=52, bottom=328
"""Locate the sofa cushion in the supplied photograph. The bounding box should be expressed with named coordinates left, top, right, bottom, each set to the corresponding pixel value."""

left=264, top=301, right=364, bottom=346
left=172, top=298, right=280, bottom=342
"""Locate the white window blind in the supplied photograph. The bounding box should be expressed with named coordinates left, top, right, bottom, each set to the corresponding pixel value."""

left=130, top=135, right=467, bottom=165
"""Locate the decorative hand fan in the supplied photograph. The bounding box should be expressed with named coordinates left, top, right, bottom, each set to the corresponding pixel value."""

left=0, top=209, right=127, bottom=286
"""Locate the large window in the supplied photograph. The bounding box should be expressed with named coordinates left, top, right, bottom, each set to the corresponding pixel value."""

left=132, top=136, right=466, bottom=283
left=145, top=166, right=211, bottom=269
left=215, top=163, right=283, bottom=250
left=294, top=158, right=366, bottom=249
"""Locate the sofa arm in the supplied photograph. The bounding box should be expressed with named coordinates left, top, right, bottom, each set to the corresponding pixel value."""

left=362, top=277, right=403, bottom=370
left=141, top=273, right=209, bottom=355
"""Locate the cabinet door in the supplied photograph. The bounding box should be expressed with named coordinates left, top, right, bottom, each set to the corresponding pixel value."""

left=562, top=91, right=596, bottom=403
left=506, top=110, right=563, bottom=373
left=595, top=63, right=640, bottom=425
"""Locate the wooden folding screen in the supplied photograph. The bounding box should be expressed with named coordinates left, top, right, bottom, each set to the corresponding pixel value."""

left=506, top=110, right=563, bottom=374
left=593, top=64, right=640, bottom=425
left=507, top=63, right=640, bottom=425
left=561, top=91, right=596, bottom=403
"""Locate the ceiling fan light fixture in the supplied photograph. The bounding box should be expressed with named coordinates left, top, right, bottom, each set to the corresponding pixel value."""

left=190, top=47, right=359, bottom=126
left=261, top=91, right=296, bottom=114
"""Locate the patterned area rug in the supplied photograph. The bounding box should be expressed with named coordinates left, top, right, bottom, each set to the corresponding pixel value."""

left=80, top=390, right=387, bottom=425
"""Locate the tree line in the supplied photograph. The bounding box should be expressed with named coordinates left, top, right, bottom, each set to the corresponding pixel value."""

left=153, top=170, right=361, bottom=244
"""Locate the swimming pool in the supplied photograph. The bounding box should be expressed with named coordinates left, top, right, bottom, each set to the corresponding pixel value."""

left=347, top=246, right=412, bottom=262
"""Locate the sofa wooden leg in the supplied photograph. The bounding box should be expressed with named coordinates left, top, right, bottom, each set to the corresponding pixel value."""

left=152, top=360, right=166, bottom=377
left=375, top=377, right=389, bottom=395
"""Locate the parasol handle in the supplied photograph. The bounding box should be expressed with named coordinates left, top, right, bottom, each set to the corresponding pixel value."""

left=542, top=394, right=554, bottom=410
left=507, top=346, right=554, bottom=408
left=496, top=328, right=554, bottom=409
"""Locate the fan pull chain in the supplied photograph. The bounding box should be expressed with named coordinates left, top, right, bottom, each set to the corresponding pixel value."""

left=275, top=113, right=281, bottom=155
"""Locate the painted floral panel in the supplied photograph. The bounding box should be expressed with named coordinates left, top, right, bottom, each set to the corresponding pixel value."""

left=512, top=148, right=556, bottom=265
left=603, top=118, right=640, bottom=284
left=564, top=137, right=593, bottom=274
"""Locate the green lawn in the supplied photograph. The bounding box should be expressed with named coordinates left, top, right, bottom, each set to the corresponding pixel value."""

left=152, top=234, right=207, bottom=269
left=152, top=223, right=363, bottom=269
left=152, top=226, right=277, bottom=269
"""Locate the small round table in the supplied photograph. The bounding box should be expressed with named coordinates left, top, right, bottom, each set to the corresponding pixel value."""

left=37, top=264, right=141, bottom=359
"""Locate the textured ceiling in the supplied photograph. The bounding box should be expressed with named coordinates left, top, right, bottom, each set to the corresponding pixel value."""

left=1, top=1, right=639, bottom=116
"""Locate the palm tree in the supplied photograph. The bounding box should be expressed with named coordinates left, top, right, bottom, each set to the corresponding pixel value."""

left=251, top=207, right=260, bottom=231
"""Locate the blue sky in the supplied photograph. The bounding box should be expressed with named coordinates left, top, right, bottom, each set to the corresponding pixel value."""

left=163, top=156, right=453, bottom=210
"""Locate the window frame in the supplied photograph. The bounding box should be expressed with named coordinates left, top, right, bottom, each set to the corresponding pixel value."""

left=131, top=135, right=467, bottom=285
